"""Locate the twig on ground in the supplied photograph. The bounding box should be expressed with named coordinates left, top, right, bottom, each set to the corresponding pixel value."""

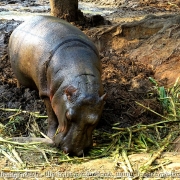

left=122, top=149, right=133, bottom=173
left=0, top=108, right=47, bottom=118
left=138, top=133, right=172, bottom=179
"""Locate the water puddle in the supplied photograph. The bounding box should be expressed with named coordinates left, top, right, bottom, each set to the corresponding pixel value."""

left=0, top=3, right=50, bottom=21
left=0, top=2, right=115, bottom=21
left=79, top=2, right=115, bottom=16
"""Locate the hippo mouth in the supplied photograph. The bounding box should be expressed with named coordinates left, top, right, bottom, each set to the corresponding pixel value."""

left=53, top=130, right=93, bottom=156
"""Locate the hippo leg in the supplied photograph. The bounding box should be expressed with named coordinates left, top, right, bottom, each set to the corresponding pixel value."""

left=44, top=98, right=58, bottom=139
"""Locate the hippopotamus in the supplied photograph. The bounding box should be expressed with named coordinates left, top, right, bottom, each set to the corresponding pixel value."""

left=8, top=15, right=106, bottom=156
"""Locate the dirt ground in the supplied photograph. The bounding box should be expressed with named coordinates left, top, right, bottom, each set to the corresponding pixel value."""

left=1, top=0, right=180, bottom=179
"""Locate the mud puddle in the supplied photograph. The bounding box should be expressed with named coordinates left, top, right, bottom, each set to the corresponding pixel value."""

left=79, top=2, right=115, bottom=16
left=0, top=1, right=115, bottom=21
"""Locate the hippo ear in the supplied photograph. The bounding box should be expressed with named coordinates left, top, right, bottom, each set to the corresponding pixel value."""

left=65, top=85, right=77, bottom=100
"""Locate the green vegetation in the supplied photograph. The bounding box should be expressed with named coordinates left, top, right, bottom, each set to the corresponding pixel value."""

left=0, top=77, right=180, bottom=179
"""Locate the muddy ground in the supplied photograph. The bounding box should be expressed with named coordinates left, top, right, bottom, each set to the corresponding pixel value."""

left=1, top=0, right=180, bottom=179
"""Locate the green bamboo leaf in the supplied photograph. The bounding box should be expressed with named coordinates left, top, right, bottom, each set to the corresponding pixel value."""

left=149, top=77, right=158, bottom=86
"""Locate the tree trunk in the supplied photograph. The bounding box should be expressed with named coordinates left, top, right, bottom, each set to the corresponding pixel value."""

left=49, top=0, right=78, bottom=22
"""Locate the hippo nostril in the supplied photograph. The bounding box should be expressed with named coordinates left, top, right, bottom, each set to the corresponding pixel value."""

left=63, top=147, right=69, bottom=154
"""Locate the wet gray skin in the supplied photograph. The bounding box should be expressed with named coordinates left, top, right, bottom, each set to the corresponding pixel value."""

left=53, top=91, right=106, bottom=156
left=9, top=15, right=106, bottom=156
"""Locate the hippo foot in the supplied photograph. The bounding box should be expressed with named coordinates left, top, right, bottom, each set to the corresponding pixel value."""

left=47, top=121, right=58, bottom=139
left=47, top=129, right=57, bottom=139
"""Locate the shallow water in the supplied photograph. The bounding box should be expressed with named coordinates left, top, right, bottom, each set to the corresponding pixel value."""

left=79, top=2, right=115, bottom=16
left=0, top=3, right=50, bottom=21
left=0, top=2, right=115, bottom=21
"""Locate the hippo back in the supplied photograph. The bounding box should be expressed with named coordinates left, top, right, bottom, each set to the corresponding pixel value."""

left=9, top=15, right=98, bottom=90
left=10, top=15, right=97, bottom=52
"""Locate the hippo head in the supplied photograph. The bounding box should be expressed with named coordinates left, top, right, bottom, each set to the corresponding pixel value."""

left=52, top=85, right=106, bottom=156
